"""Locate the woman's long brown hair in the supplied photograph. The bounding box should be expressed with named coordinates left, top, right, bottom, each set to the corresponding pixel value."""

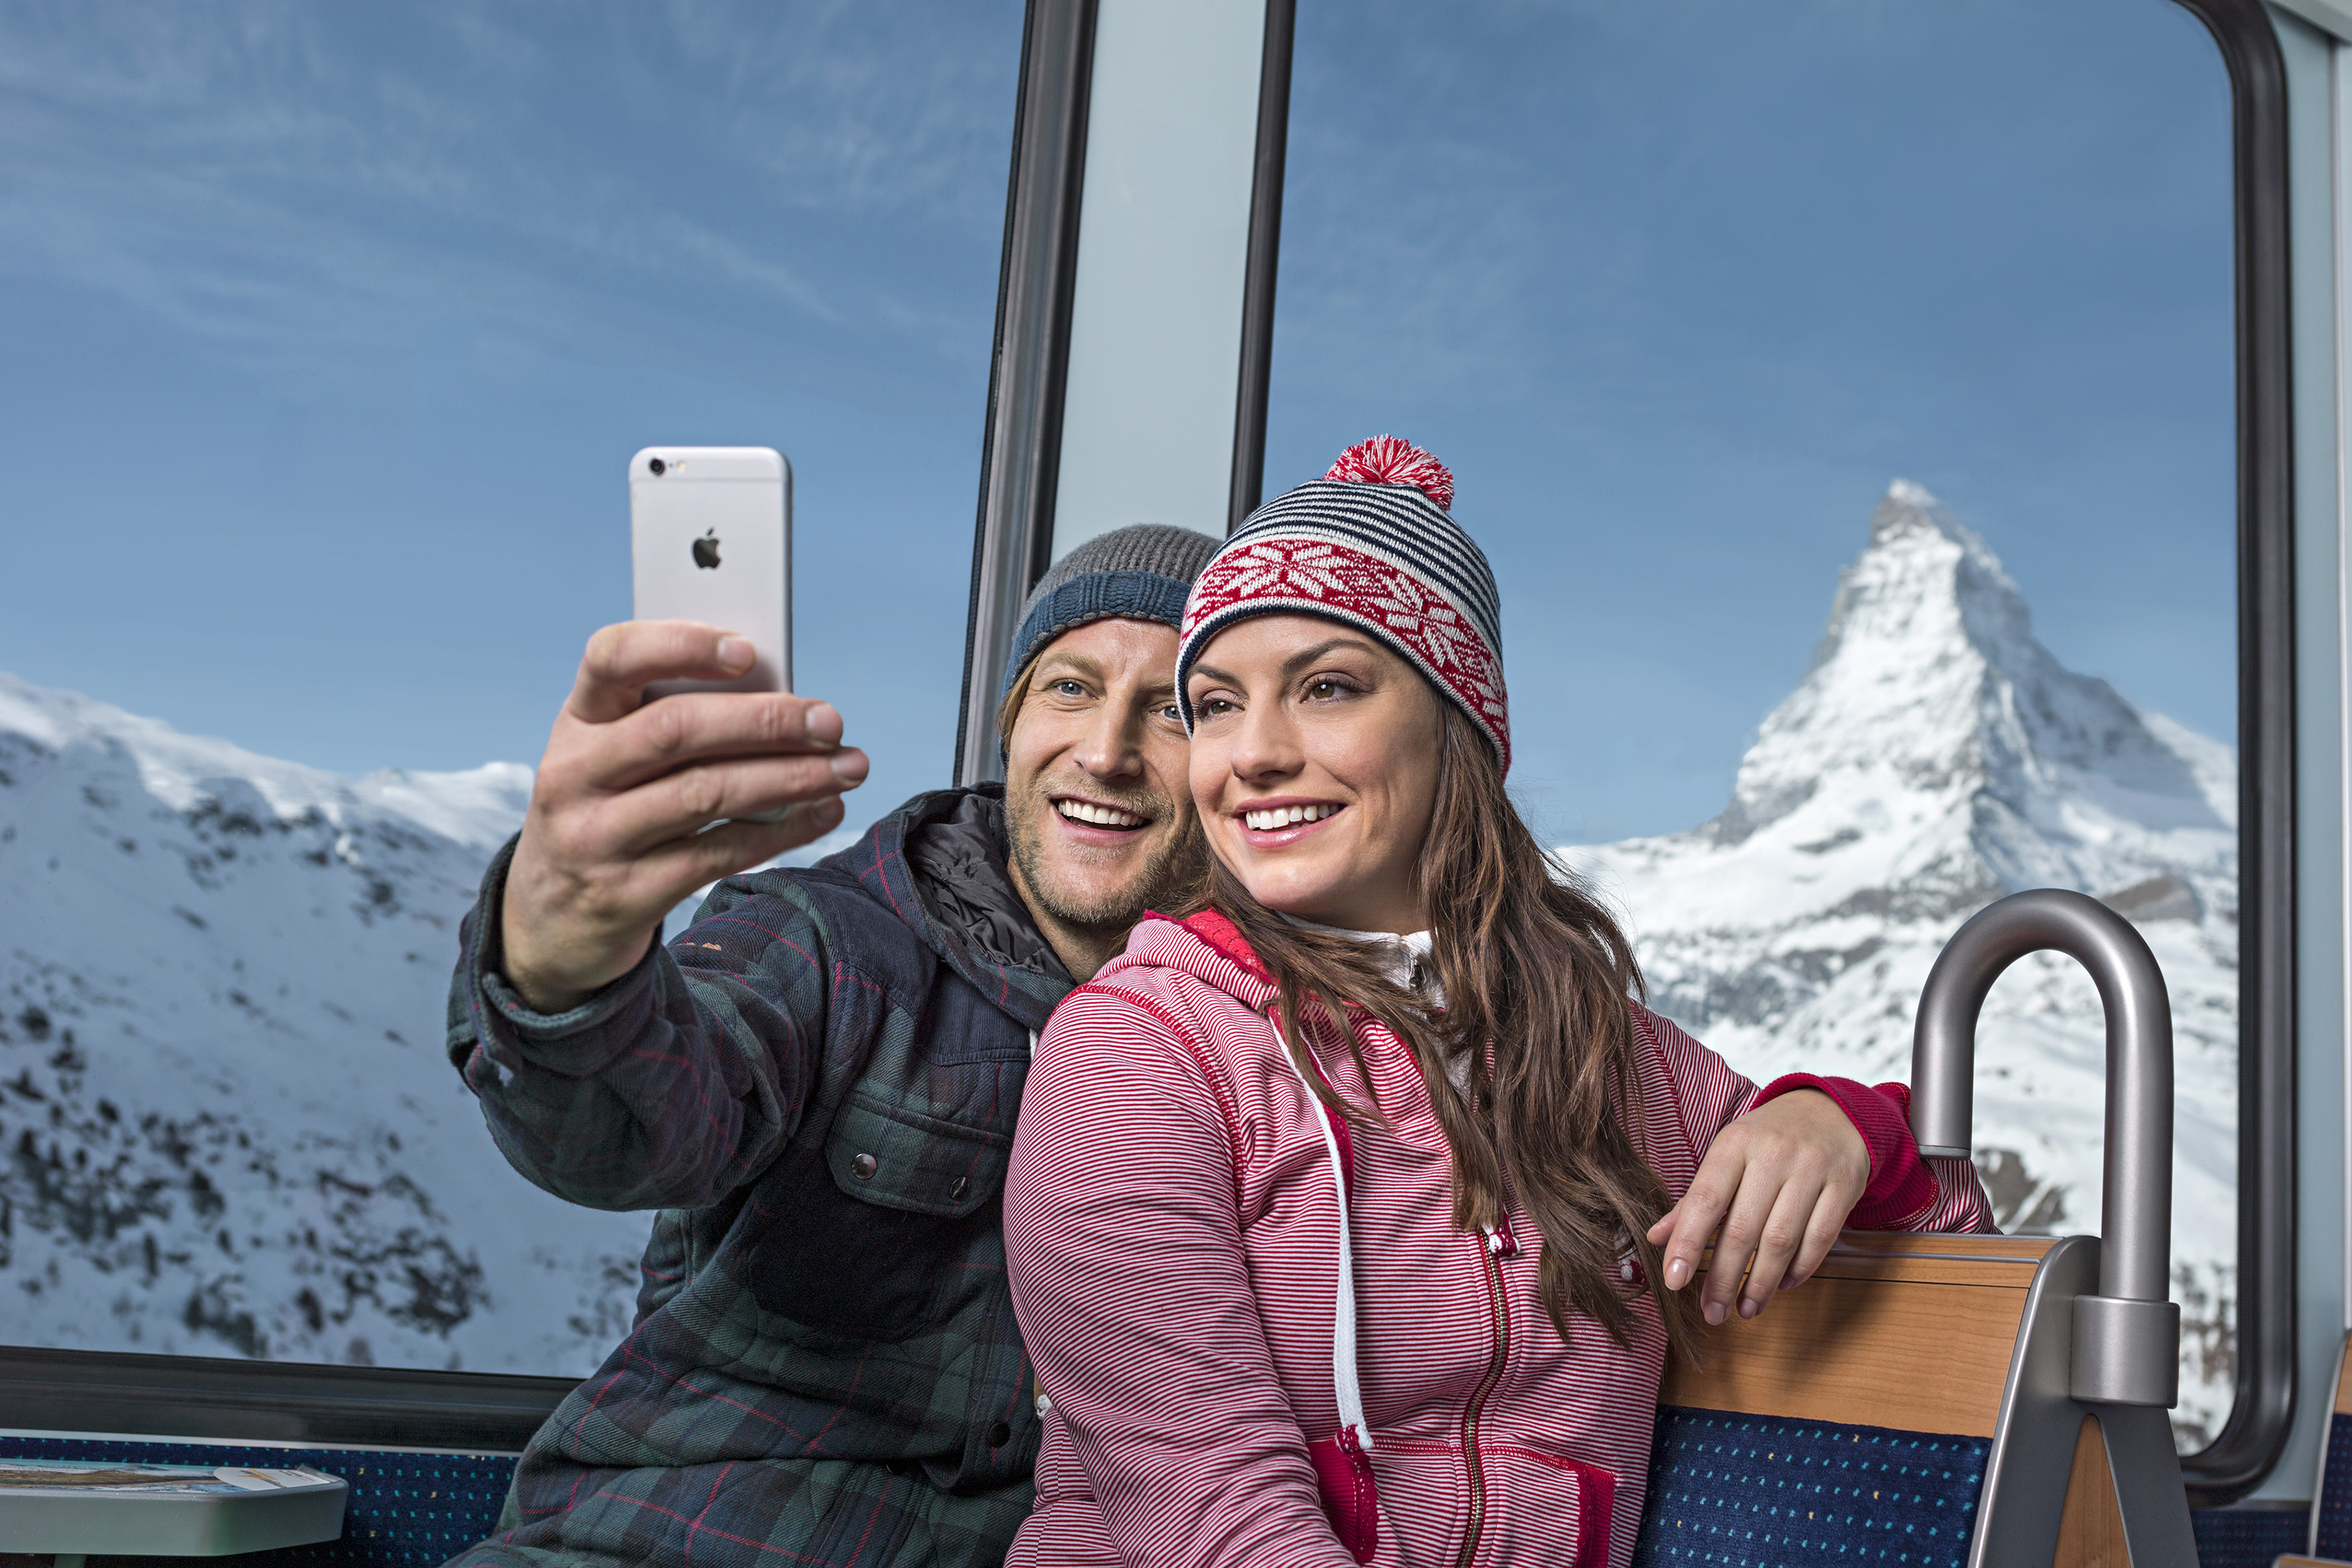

left=1189, top=700, right=1701, bottom=1360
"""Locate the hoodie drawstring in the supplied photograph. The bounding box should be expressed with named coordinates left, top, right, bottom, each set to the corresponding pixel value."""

left=1274, top=1017, right=1374, bottom=1456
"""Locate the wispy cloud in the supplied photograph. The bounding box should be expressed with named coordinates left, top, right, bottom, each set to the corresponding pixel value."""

left=0, top=0, right=1021, bottom=379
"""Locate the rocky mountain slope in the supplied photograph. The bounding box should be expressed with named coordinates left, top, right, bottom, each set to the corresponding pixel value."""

left=0, top=673, right=656, bottom=1374
left=1563, top=481, right=2239, bottom=1446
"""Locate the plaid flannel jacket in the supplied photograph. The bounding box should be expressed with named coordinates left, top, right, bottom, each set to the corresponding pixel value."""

left=443, top=788, right=1071, bottom=1568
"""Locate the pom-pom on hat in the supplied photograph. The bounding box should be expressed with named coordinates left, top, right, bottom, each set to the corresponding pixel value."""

left=1176, top=435, right=1508, bottom=771
left=1322, top=432, right=1454, bottom=511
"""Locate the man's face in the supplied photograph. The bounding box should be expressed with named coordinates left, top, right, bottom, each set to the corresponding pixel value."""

left=1003, top=616, right=1200, bottom=941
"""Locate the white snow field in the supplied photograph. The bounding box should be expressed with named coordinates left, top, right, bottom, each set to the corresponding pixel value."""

left=0, top=672, right=653, bottom=1374
left=1562, top=482, right=2239, bottom=1447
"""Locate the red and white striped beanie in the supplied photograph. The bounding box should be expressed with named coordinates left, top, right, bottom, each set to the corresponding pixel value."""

left=1177, top=435, right=1510, bottom=772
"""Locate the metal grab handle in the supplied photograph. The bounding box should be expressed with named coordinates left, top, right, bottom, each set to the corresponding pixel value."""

left=1910, top=888, right=2181, bottom=1407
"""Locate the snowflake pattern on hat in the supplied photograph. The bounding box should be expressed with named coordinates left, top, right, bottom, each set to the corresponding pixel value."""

left=1217, top=541, right=1347, bottom=601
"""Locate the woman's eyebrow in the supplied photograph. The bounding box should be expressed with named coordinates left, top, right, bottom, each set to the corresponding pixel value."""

left=1281, top=637, right=1379, bottom=676
left=1190, top=638, right=1379, bottom=691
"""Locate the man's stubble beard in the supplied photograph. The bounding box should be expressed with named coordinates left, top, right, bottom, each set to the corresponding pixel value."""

left=1005, top=774, right=1206, bottom=937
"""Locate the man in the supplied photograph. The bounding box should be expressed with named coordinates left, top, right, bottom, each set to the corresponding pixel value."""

left=443, top=524, right=1221, bottom=1568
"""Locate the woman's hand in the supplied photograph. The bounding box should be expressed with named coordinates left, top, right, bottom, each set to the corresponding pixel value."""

left=1644, top=1088, right=1869, bottom=1325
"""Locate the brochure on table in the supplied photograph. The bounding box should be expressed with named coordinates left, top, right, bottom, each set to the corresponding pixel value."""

left=0, top=1460, right=336, bottom=1496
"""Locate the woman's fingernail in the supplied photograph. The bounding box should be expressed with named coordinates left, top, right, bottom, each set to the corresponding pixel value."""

left=1665, top=1258, right=1689, bottom=1289
left=1740, top=1298, right=1759, bottom=1320
left=717, top=636, right=755, bottom=671
left=1704, top=1300, right=1725, bottom=1326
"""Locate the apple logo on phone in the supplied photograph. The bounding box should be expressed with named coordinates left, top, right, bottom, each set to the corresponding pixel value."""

left=692, top=530, right=722, bottom=570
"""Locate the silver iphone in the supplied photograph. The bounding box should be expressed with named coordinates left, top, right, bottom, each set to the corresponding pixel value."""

left=630, top=446, right=791, bottom=700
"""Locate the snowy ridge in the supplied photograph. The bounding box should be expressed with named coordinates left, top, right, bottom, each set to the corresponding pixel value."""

left=0, top=675, right=534, bottom=849
left=0, top=672, right=648, bottom=1373
left=1562, top=482, right=2239, bottom=1445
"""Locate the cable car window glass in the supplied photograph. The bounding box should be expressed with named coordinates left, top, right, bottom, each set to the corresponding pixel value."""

left=0, top=3, right=1021, bottom=1376
left=1265, top=0, right=2238, bottom=1449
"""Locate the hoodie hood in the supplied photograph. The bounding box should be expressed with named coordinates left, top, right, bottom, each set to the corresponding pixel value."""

left=1099, top=909, right=1282, bottom=1014
left=1111, top=912, right=1469, bottom=1087
left=1112, top=909, right=1445, bottom=1008
left=820, top=785, right=1071, bottom=1032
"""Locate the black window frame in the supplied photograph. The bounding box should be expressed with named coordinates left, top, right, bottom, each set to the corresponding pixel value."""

left=2174, top=0, right=2296, bottom=1507
left=0, top=0, right=2298, bottom=1500
left=951, top=0, right=2301, bottom=1502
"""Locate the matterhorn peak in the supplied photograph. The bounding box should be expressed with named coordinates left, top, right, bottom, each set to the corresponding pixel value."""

left=1823, top=479, right=2032, bottom=673
left=1872, top=477, right=1974, bottom=546
left=1561, top=485, right=2240, bottom=1442
left=1711, top=483, right=2217, bottom=866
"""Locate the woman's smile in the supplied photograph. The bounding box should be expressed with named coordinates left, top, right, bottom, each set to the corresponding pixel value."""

left=1237, top=797, right=1348, bottom=840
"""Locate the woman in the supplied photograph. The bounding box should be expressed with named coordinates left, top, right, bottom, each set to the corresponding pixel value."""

left=1002, top=437, right=1993, bottom=1568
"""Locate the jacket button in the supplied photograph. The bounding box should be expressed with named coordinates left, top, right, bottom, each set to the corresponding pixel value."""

left=988, top=1421, right=1012, bottom=1448
left=949, top=1176, right=969, bottom=1200
left=851, top=1153, right=877, bottom=1180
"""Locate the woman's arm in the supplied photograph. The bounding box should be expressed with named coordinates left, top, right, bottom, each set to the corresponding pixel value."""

left=1638, top=1009, right=1997, bottom=1326
left=1006, top=986, right=1358, bottom=1568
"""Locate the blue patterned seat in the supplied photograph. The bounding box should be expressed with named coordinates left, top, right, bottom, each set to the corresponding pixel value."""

left=1632, top=1406, right=1989, bottom=1567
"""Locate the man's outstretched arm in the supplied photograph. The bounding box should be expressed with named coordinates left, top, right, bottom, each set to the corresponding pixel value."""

left=443, top=620, right=868, bottom=1212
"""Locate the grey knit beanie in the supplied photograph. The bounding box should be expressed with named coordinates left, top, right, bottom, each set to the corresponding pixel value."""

left=1002, top=524, right=1221, bottom=698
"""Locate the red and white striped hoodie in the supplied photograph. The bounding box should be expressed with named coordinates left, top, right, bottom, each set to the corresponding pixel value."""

left=1003, top=911, right=1996, bottom=1568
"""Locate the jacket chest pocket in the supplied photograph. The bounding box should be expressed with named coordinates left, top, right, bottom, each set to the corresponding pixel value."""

left=746, top=1091, right=1015, bottom=1342
left=824, top=1096, right=1011, bottom=1217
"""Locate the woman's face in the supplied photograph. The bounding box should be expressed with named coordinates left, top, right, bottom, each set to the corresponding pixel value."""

left=1186, top=613, right=1445, bottom=934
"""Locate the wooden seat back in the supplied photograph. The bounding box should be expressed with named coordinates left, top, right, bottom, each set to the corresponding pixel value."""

left=1634, top=1231, right=2185, bottom=1568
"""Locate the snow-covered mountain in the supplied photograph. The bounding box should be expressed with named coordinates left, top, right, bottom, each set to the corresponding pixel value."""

left=0, top=674, right=656, bottom=1375
left=1562, top=481, right=2239, bottom=1447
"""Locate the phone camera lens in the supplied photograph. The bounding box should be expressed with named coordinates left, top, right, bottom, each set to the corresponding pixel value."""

left=649, top=457, right=667, bottom=476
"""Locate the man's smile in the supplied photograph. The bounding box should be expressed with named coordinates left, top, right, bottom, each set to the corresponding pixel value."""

left=1052, top=794, right=1152, bottom=834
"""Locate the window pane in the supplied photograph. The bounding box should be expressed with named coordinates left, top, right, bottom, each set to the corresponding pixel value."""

left=1267, top=0, right=2236, bottom=1447
left=0, top=2, right=1020, bottom=1374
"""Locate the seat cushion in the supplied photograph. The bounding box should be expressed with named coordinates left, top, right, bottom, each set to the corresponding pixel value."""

left=1632, top=1405, right=1990, bottom=1567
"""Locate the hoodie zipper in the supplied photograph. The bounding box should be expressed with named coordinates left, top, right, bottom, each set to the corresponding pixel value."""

left=1453, top=1224, right=1512, bottom=1568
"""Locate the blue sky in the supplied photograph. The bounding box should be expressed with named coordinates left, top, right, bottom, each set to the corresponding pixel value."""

left=0, top=0, right=1024, bottom=828
left=0, top=0, right=2232, bottom=848
left=1266, top=0, right=2234, bottom=844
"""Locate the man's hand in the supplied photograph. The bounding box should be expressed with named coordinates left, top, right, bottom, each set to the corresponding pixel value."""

left=1644, top=1088, right=1869, bottom=1326
left=499, top=621, right=869, bottom=1014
